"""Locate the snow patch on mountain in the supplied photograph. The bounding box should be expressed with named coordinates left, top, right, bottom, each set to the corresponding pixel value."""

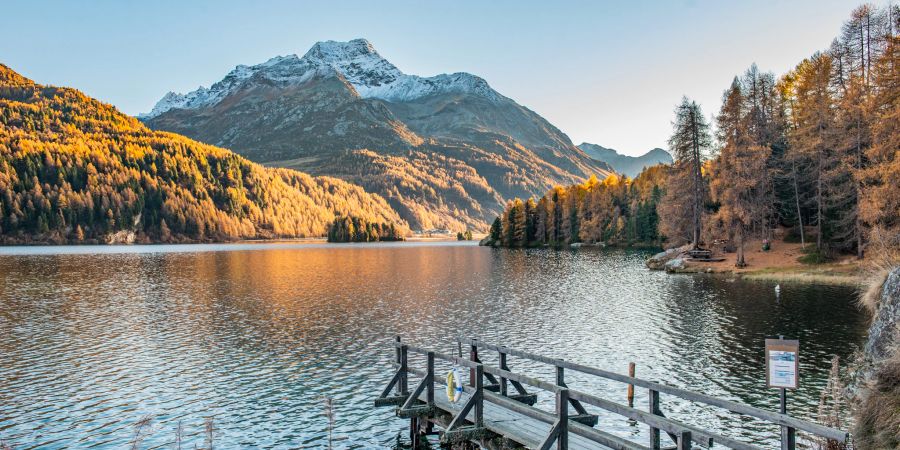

left=141, top=38, right=501, bottom=118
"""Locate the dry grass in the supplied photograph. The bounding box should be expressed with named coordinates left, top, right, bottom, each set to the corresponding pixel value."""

left=812, top=356, right=849, bottom=450
left=683, top=237, right=866, bottom=285
left=853, top=347, right=900, bottom=449
left=859, top=229, right=900, bottom=314
left=740, top=268, right=863, bottom=286
left=129, top=415, right=152, bottom=450
left=859, top=270, right=889, bottom=315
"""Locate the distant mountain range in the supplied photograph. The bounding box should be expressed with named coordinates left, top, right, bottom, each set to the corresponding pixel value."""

left=577, top=143, right=672, bottom=177
left=143, top=39, right=612, bottom=230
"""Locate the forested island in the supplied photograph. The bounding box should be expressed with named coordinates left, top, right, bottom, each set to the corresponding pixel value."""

left=326, top=215, right=405, bottom=242
left=483, top=168, right=664, bottom=247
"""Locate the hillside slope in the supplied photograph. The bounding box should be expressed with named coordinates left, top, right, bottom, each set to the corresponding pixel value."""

left=144, top=39, right=612, bottom=230
left=0, top=64, right=406, bottom=244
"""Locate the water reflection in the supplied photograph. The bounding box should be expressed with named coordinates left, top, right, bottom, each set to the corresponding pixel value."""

left=0, top=243, right=866, bottom=448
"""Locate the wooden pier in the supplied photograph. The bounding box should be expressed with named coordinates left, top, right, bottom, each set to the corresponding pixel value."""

left=374, top=336, right=848, bottom=450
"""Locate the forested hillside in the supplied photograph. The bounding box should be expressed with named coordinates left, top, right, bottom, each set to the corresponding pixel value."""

left=488, top=4, right=898, bottom=261
left=0, top=64, right=407, bottom=244
left=659, top=3, right=898, bottom=264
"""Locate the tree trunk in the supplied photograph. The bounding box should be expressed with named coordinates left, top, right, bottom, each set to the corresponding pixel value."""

left=736, top=225, right=746, bottom=267
left=792, top=160, right=805, bottom=245
left=816, top=157, right=823, bottom=252
left=691, top=112, right=703, bottom=249
left=855, top=112, right=865, bottom=259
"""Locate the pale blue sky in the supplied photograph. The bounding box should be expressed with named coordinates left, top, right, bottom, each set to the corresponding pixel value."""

left=2, top=0, right=864, bottom=155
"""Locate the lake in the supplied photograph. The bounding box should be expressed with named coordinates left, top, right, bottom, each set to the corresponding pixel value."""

left=0, top=242, right=867, bottom=448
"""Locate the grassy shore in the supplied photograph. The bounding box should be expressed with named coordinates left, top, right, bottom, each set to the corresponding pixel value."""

left=675, top=239, right=864, bottom=286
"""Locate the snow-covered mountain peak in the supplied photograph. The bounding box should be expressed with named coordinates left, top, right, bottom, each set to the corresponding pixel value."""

left=141, top=39, right=501, bottom=118
left=139, top=91, right=186, bottom=119
left=303, top=39, right=379, bottom=63
left=302, top=39, right=403, bottom=90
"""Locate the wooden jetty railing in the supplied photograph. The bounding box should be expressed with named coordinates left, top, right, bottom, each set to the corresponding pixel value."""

left=375, top=336, right=849, bottom=450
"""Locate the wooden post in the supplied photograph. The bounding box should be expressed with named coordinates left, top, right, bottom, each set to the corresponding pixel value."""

left=426, top=351, right=435, bottom=406
left=557, top=388, right=569, bottom=450
left=469, top=339, right=479, bottom=387
left=399, top=344, right=408, bottom=395
left=475, top=364, right=484, bottom=428
left=627, top=362, right=636, bottom=407
left=499, top=352, right=508, bottom=397
left=649, top=389, right=660, bottom=450
left=395, top=336, right=402, bottom=396
left=409, top=417, right=419, bottom=448
left=555, top=365, right=569, bottom=419
left=781, top=389, right=796, bottom=450
left=676, top=430, right=692, bottom=450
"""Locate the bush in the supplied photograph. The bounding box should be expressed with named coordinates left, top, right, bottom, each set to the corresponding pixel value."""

left=783, top=226, right=805, bottom=243
left=798, top=245, right=829, bottom=264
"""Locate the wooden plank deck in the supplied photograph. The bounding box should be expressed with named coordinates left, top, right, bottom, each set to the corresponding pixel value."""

left=424, top=385, right=643, bottom=450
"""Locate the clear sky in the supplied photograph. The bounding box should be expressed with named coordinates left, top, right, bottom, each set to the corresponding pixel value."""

left=2, top=0, right=865, bottom=155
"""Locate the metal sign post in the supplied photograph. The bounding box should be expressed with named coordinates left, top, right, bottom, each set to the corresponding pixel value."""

left=766, top=336, right=799, bottom=450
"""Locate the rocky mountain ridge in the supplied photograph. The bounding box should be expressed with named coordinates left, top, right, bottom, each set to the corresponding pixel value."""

left=578, top=143, right=672, bottom=177
left=144, top=39, right=612, bottom=230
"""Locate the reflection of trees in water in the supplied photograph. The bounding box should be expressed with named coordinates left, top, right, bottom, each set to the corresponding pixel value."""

left=658, top=275, right=866, bottom=442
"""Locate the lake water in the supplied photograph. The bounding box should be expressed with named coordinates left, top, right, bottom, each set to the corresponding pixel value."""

left=0, top=242, right=867, bottom=449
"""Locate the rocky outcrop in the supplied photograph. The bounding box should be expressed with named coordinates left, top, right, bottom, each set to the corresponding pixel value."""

left=646, top=244, right=691, bottom=270
left=853, top=267, right=900, bottom=449
left=104, top=230, right=136, bottom=244
left=864, top=268, right=900, bottom=365
left=664, top=258, right=686, bottom=273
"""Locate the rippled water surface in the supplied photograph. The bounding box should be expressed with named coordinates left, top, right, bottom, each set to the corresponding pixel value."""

left=0, top=242, right=867, bottom=448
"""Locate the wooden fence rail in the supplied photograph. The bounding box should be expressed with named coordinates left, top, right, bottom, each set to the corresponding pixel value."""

left=375, top=336, right=848, bottom=450
left=459, top=336, right=848, bottom=448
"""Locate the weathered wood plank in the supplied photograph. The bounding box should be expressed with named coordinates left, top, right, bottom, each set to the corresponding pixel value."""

left=405, top=364, right=649, bottom=450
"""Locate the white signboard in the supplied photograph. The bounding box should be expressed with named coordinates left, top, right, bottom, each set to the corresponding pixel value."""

left=766, top=339, right=799, bottom=389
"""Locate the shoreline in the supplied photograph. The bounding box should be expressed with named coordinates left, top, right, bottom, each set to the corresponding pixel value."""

left=676, top=265, right=865, bottom=286
left=0, top=234, right=477, bottom=247
left=652, top=239, right=865, bottom=286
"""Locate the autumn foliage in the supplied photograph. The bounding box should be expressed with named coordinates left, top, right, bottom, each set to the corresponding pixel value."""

left=659, top=4, right=899, bottom=263
left=326, top=215, right=404, bottom=242
left=486, top=168, right=665, bottom=247
left=0, top=64, right=407, bottom=244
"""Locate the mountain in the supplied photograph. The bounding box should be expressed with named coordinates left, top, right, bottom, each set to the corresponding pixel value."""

left=577, top=143, right=672, bottom=177
left=143, top=39, right=612, bottom=230
left=0, top=64, right=406, bottom=244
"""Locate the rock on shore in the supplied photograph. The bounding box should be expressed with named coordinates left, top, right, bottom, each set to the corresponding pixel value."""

left=646, top=244, right=691, bottom=270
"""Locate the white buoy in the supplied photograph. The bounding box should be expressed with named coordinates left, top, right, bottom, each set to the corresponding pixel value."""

left=775, top=284, right=781, bottom=298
